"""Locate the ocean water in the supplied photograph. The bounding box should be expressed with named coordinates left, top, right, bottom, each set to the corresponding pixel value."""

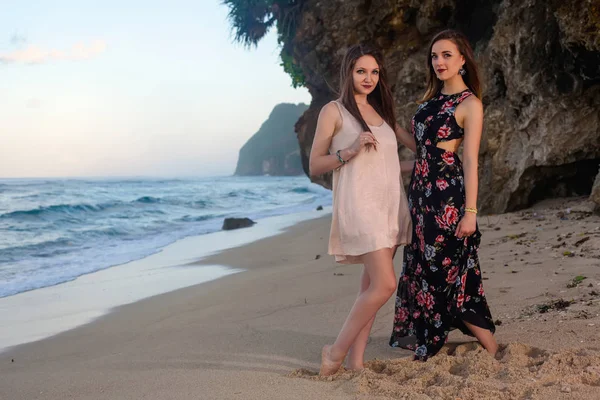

left=0, top=176, right=332, bottom=298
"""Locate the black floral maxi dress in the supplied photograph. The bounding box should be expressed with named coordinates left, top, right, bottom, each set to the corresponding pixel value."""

left=389, top=89, right=496, bottom=361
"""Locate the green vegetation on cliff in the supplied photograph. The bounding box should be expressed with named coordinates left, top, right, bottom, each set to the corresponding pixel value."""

left=222, top=0, right=306, bottom=88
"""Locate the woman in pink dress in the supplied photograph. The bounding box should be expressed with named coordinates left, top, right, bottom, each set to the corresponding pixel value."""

left=309, top=44, right=414, bottom=376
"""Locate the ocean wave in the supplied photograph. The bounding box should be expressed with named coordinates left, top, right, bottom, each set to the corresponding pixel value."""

left=289, top=185, right=330, bottom=195
left=0, top=237, right=75, bottom=262
left=133, top=197, right=211, bottom=209
left=289, top=187, right=312, bottom=194
left=0, top=203, right=118, bottom=219
left=0, top=196, right=214, bottom=220
left=0, top=226, right=135, bottom=263
left=175, top=214, right=218, bottom=223
left=0, top=176, right=333, bottom=298
left=226, top=189, right=259, bottom=198
left=135, top=196, right=162, bottom=204
left=190, top=199, right=210, bottom=208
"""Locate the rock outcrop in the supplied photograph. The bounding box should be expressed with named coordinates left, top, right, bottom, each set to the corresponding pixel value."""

left=591, top=170, right=600, bottom=210
left=286, top=0, right=599, bottom=213
left=222, top=217, right=256, bottom=231
left=235, top=103, right=308, bottom=176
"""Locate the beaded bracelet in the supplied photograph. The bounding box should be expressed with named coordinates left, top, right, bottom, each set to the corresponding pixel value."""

left=465, top=207, right=478, bottom=214
left=336, top=149, right=347, bottom=165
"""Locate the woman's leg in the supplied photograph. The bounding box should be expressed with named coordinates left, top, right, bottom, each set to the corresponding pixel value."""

left=345, top=245, right=399, bottom=370
left=463, top=320, right=498, bottom=355
left=320, top=247, right=397, bottom=376
left=345, top=269, right=374, bottom=370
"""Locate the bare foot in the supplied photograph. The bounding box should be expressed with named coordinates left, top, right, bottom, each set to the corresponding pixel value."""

left=344, top=350, right=364, bottom=371
left=320, top=345, right=343, bottom=376
left=485, top=342, right=499, bottom=357
left=345, top=363, right=364, bottom=372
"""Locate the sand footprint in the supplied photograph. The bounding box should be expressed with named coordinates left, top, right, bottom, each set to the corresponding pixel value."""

left=291, top=342, right=600, bottom=399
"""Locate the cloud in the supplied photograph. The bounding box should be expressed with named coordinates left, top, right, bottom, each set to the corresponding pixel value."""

left=10, top=33, right=27, bottom=46
left=0, top=40, right=106, bottom=64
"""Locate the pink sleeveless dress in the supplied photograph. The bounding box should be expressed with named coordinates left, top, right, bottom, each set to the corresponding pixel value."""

left=328, top=100, right=412, bottom=264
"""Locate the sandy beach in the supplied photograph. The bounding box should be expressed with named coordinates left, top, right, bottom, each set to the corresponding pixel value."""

left=1, top=197, right=600, bottom=400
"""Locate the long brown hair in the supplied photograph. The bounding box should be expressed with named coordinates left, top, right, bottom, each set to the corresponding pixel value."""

left=422, top=30, right=482, bottom=102
left=338, top=44, right=396, bottom=147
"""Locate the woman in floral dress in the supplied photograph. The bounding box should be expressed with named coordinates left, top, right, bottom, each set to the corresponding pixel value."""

left=390, top=30, right=497, bottom=360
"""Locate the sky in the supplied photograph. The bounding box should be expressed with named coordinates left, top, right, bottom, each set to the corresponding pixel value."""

left=0, top=1, right=311, bottom=178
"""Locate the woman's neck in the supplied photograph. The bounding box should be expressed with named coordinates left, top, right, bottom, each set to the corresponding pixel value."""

left=441, top=75, right=468, bottom=95
left=354, top=93, right=368, bottom=106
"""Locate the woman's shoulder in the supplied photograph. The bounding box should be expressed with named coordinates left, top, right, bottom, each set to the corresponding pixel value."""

left=321, top=100, right=342, bottom=114
left=319, top=100, right=344, bottom=128
left=457, top=92, right=482, bottom=111
left=324, top=99, right=341, bottom=108
left=454, top=92, right=483, bottom=125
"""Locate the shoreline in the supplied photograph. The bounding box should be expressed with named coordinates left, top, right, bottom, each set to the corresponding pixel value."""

left=1, top=197, right=599, bottom=399
left=0, top=175, right=332, bottom=299
left=0, top=207, right=331, bottom=352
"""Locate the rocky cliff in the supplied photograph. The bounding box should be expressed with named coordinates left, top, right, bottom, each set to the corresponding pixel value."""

left=235, top=103, right=308, bottom=176
left=285, top=0, right=599, bottom=213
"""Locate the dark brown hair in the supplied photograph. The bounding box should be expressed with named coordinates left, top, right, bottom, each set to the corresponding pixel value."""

left=422, top=30, right=482, bottom=102
left=338, top=44, right=396, bottom=148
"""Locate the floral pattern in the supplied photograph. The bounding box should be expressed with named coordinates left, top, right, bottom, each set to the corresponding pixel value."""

left=389, top=89, right=495, bottom=361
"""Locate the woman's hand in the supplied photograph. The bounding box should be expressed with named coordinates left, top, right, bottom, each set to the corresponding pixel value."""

left=455, top=212, right=477, bottom=239
left=349, top=131, right=378, bottom=154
